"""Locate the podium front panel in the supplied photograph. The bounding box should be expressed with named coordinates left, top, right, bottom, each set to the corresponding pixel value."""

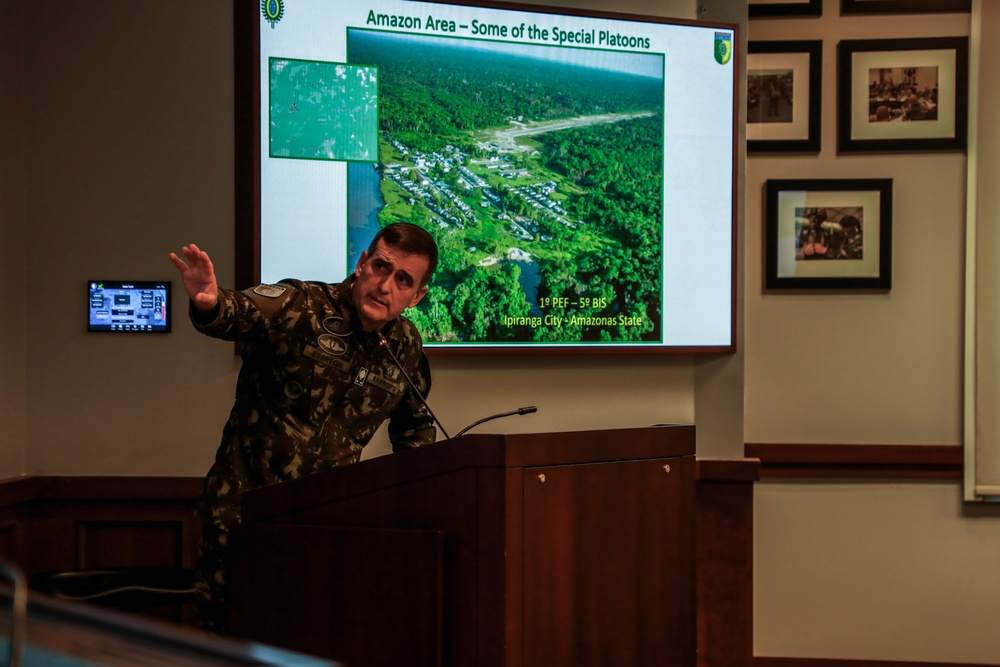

left=232, top=426, right=696, bottom=667
left=520, top=456, right=694, bottom=666
left=230, top=525, right=444, bottom=667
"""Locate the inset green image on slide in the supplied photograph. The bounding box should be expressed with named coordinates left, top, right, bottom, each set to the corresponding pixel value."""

left=269, top=58, right=378, bottom=162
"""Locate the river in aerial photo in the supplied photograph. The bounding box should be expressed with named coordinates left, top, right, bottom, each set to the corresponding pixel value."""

left=347, top=162, right=382, bottom=269
left=513, top=259, right=543, bottom=318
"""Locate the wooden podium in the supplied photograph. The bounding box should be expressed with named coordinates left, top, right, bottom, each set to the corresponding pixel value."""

left=229, top=425, right=695, bottom=667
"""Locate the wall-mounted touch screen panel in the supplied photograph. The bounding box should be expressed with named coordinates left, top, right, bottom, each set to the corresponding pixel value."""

left=88, top=281, right=171, bottom=333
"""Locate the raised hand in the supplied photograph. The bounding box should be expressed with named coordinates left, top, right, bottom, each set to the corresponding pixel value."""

left=169, top=244, right=219, bottom=312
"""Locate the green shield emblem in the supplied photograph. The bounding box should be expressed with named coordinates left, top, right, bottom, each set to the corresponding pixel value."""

left=714, top=33, right=732, bottom=65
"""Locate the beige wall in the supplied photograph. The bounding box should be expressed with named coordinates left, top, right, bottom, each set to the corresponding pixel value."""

left=18, top=0, right=239, bottom=475
left=756, top=480, right=1000, bottom=663
left=745, top=7, right=968, bottom=446
left=747, top=0, right=1000, bottom=663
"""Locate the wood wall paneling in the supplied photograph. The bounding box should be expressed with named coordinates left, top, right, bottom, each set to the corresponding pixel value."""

left=0, top=476, right=202, bottom=626
left=0, top=519, right=16, bottom=564
left=77, top=520, right=186, bottom=569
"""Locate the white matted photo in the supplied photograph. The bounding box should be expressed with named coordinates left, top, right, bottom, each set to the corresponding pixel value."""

left=765, top=179, right=893, bottom=291
left=838, top=37, right=968, bottom=152
left=748, top=41, right=821, bottom=152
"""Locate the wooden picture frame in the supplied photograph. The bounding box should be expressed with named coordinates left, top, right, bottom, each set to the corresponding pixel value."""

left=748, top=40, right=822, bottom=153
left=841, top=0, right=970, bottom=14
left=765, top=179, right=893, bottom=291
left=749, top=0, right=823, bottom=18
left=837, top=36, right=968, bottom=153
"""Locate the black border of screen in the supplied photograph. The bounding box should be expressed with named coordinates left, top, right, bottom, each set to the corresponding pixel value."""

left=233, top=0, right=739, bottom=354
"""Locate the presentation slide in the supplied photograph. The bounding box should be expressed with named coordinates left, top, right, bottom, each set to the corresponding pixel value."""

left=253, top=0, right=736, bottom=351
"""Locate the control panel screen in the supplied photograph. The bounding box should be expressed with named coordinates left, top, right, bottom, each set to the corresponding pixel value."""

left=88, top=280, right=171, bottom=333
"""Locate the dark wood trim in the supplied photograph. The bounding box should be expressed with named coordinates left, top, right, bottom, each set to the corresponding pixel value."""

left=755, top=658, right=998, bottom=667
left=745, top=444, right=963, bottom=479
left=0, top=476, right=44, bottom=506
left=697, top=458, right=761, bottom=482
left=34, top=476, right=203, bottom=501
left=696, top=461, right=756, bottom=667
left=0, top=476, right=203, bottom=507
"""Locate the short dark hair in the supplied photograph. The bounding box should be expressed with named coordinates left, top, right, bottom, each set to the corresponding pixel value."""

left=368, top=222, right=439, bottom=287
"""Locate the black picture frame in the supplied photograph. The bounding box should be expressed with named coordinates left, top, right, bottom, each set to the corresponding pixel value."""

left=841, top=0, right=970, bottom=14
left=765, top=179, right=893, bottom=291
left=749, top=0, right=823, bottom=18
left=837, top=36, right=969, bottom=153
left=748, top=40, right=822, bottom=153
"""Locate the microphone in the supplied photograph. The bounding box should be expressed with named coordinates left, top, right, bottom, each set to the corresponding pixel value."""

left=376, top=332, right=451, bottom=441
left=453, top=406, right=537, bottom=439
left=376, top=333, right=538, bottom=441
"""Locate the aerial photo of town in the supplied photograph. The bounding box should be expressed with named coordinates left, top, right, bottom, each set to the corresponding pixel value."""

left=346, top=29, right=666, bottom=345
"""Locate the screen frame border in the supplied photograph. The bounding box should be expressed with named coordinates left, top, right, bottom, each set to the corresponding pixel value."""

left=233, top=0, right=740, bottom=355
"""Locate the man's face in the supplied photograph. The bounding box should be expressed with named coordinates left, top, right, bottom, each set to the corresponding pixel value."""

left=352, top=239, right=430, bottom=332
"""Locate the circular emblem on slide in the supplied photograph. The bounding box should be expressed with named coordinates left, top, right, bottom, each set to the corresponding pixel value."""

left=322, top=317, right=350, bottom=336
left=317, top=334, right=348, bottom=356
left=261, top=0, right=284, bottom=28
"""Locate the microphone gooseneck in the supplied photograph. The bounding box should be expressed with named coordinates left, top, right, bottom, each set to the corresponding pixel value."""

left=453, top=406, right=538, bottom=439
left=376, top=333, right=451, bottom=441
left=376, top=334, right=538, bottom=442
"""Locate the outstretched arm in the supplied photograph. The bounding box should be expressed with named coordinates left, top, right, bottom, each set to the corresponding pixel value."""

left=169, top=244, right=219, bottom=312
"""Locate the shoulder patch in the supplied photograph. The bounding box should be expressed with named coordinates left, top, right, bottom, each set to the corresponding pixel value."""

left=322, top=317, right=351, bottom=336
left=253, top=284, right=287, bottom=298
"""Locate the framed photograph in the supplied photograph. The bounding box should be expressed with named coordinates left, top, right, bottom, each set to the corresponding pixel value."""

left=765, top=179, right=893, bottom=291
left=841, top=0, right=970, bottom=14
left=748, top=41, right=822, bottom=153
left=837, top=37, right=968, bottom=152
left=750, top=0, right=823, bottom=18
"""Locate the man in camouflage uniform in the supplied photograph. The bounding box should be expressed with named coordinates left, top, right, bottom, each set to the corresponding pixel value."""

left=169, top=222, right=439, bottom=634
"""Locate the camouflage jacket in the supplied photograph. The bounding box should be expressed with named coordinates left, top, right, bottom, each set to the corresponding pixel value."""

left=192, top=276, right=436, bottom=529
